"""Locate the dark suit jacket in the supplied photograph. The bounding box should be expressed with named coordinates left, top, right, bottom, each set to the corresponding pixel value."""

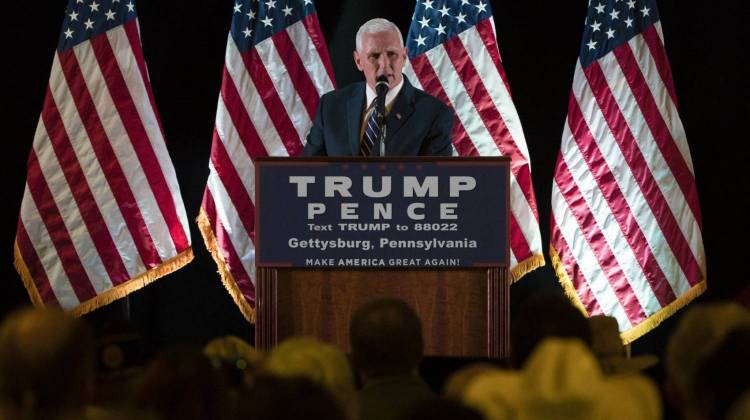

left=303, top=78, right=454, bottom=156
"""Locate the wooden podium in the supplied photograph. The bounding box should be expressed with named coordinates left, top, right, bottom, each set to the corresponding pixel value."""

left=254, top=158, right=510, bottom=358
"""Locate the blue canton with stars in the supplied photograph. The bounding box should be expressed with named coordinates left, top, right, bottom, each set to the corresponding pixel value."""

left=230, top=0, right=317, bottom=51
left=407, top=0, right=493, bottom=59
left=579, top=0, right=660, bottom=68
left=58, top=0, right=138, bottom=52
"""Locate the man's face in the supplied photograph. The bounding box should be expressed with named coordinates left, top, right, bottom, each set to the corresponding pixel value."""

left=353, top=30, right=408, bottom=92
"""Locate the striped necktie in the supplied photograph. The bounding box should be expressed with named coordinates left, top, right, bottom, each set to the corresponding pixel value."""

left=360, top=99, right=381, bottom=156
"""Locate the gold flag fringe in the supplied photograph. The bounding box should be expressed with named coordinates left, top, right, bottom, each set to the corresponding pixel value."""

left=509, top=253, right=546, bottom=283
left=549, top=244, right=707, bottom=344
left=196, top=209, right=256, bottom=323
left=14, top=240, right=193, bottom=317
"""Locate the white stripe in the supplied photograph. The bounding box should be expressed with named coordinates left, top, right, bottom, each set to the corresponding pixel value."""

left=424, top=45, right=542, bottom=263
left=569, top=77, right=683, bottom=308
left=597, top=53, right=706, bottom=278
left=215, top=96, right=257, bottom=205
left=403, top=62, right=425, bottom=90
left=654, top=21, right=665, bottom=45
left=286, top=20, right=335, bottom=96
left=627, top=31, right=694, bottom=175
left=425, top=45, right=499, bottom=156
left=577, top=61, right=694, bottom=297
left=206, top=168, right=256, bottom=285
left=72, top=40, right=174, bottom=262
left=49, top=54, right=145, bottom=279
left=458, top=27, right=530, bottom=163
left=225, top=35, right=288, bottom=156
left=551, top=180, right=633, bottom=331
left=32, top=122, right=113, bottom=294
left=254, top=36, right=312, bottom=145
left=106, top=25, right=192, bottom=248
left=20, top=182, right=80, bottom=309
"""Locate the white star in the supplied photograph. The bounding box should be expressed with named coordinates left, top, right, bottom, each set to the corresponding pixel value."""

left=418, top=16, right=430, bottom=29
left=460, top=0, right=469, bottom=5
left=594, top=3, right=605, bottom=13
left=624, top=17, right=633, bottom=27
left=303, top=0, right=312, bottom=5
left=606, top=28, right=615, bottom=38
left=76, top=0, right=84, bottom=3
left=590, top=20, right=601, bottom=31
left=609, top=9, right=619, bottom=20
left=84, top=18, right=94, bottom=29
left=234, top=3, right=242, bottom=13
left=626, top=0, right=636, bottom=9
left=265, top=0, right=276, bottom=9
left=243, top=27, right=252, bottom=38
left=69, top=11, right=79, bottom=21
left=105, top=9, right=116, bottom=20
left=438, top=5, right=450, bottom=17
left=456, top=12, right=466, bottom=24
left=64, top=28, right=74, bottom=39
left=414, top=34, right=427, bottom=47
left=587, top=39, right=597, bottom=50
left=113, top=0, right=120, bottom=3
left=422, top=0, right=434, bottom=10
left=89, top=1, right=99, bottom=12
left=282, top=5, right=293, bottom=16
left=247, top=9, right=256, bottom=19
left=126, top=2, right=135, bottom=12
left=640, top=6, right=650, bottom=16
left=261, top=16, right=273, bottom=27
left=436, top=23, right=446, bottom=35
left=476, top=1, right=487, bottom=13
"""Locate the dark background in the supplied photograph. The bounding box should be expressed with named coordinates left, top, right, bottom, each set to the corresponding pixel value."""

left=3, top=0, right=748, bottom=367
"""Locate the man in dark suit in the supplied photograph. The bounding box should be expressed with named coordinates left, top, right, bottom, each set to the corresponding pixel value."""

left=303, top=18, right=454, bottom=156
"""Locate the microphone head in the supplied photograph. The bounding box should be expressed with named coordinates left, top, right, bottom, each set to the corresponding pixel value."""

left=375, top=75, right=389, bottom=95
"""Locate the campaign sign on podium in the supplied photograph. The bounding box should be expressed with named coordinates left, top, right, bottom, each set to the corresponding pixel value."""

left=255, top=158, right=509, bottom=268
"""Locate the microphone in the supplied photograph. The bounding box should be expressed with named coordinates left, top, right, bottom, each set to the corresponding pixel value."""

left=374, top=75, right=388, bottom=156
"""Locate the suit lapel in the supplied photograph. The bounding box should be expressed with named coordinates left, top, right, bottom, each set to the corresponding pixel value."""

left=386, top=78, right=416, bottom=144
left=346, top=83, right=366, bottom=156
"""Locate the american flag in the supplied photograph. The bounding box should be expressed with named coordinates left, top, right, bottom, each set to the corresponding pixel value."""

left=550, top=0, right=706, bottom=342
left=196, top=0, right=335, bottom=321
left=14, top=0, right=193, bottom=315
left=404, top=0, right=544, bottom=281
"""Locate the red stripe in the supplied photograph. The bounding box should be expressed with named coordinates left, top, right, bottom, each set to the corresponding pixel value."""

left=584, top=62, right=703, bottom=287
left=122, top=20, right=170, bottom=151
left=640, top=25, right=679, bottom=111
left=202, top=191, right=255, bottom=305
left=612, top=42, right=703, bottom=229
left=16, top=218, right=61, bottom=307
left=409, top=52, right=532, bottom=263
left=88, top=32, right=191, bottom=252
left=301, top=13, right=336, bottom=89
left=554, top=150, right=647, bottom=325
left=241, top=47, right=304, bottom=156
left=408, top=54, right=477, bottom=156
left=549, top=217, right=603, bottom=316
left=441, top=36, right=539, bottom=221
left=220, top=67, right=269, bottom=159
left=475, top=19, right=512, bottom=98
left=567, top=89, right=678, bottom=306
left=272, top=28, right=321, bottom=120
left=209, top=130, right=257, bottom=242
left=26, top=150, right=97, bottom=302
left=41, top=86, right=130, bottom=284
left=508, top=207, right=533, bottom=263
left=57, top=49, right=162, bottom=269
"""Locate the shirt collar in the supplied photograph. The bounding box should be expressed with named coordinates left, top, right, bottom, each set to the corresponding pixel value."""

left=365, top=77, right=404, bottom=110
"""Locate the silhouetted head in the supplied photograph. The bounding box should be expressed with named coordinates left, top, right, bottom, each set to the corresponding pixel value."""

left=349, top=298, right=423, bottom=379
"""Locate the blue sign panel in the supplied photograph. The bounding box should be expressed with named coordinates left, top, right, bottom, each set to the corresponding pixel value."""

left=255, top=158, right=509, bottom=268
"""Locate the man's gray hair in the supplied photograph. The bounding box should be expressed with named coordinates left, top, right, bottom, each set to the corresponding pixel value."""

left=355, top=18, right=404, bottom=52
